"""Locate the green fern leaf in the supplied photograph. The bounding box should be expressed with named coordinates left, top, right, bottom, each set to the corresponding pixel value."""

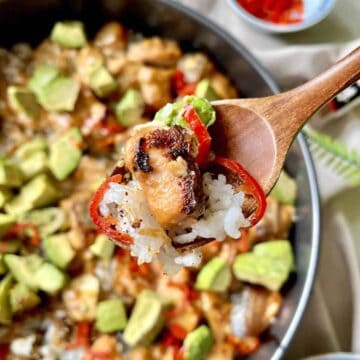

left=303, top=127, right=360, bottom=186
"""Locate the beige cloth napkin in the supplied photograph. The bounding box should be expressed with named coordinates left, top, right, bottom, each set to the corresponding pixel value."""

left=175, top=0, right=360, bottom=357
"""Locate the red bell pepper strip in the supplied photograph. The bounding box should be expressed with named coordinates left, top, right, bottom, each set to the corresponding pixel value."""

left=89, top=174, right=133, bottom=245
left=3, top=222, right=40, bottom=246
left=213, top=157, right=266, bottom=227
left=66, top=322, right=91, bottom=349
left=160, top=325, right=187, bottom=360
left=178, top=83, right=197, bottom=96
left=169, top=324, right=187, bottom=341
left=173, top=348, right=184, bottom=360
left=171, top=70, right=197, bottom=96
left=0, top=344, right=9, bottom=360
left=182, top=104, right=211, bottom=167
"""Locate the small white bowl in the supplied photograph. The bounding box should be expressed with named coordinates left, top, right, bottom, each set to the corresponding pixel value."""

left=227, top=0, right=336, bottom=33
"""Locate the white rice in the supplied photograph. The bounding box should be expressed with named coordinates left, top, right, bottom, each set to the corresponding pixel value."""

left=10, top=334, right=36, bottom=357
left=174, top=173, right=249, bottom=243
left=99, top=173, right=248, bottom=273
left=230, top=292, right=249, bottom=338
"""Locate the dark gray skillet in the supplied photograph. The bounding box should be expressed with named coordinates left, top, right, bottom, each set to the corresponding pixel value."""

left=0, top=0, right=321, bottom=358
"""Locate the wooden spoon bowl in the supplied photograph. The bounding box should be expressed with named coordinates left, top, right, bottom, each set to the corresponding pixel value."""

left=175, top=46, right=360, bottom=251
left=211, top=46, right=360, bottom=194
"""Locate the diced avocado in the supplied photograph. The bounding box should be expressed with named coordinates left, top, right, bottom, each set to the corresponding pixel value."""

left=5, top=174, right=59, bottom=216
left=154, top=95, right=216, bottom=129
left=0, top=275, right=13, bottom=325
left=29, top=64, right=62, bottom=95
left=14, top=138, right=48, bottom=180
left=233, top=240, right=294, bottom=291
left=0, top=214, right=15, bottom=238
left=271, top=171, right=297, bottom=205
left=95, top=299, right=127, bottom=333
left=195, top=79, right=219, bottom=102
left=37, top=76, right=80, bottom=112
left=253, top=240, right=294, bottom=270
left=21, top=207, right=68, bottom=237
left=0, top=254, right=6, bottom=274
left=195, top=257, right=231, bottom=292
left=34, top=262, right=67, bottom=294
left=48, top=128, right=83, bottom=180
left=7, top=86, right=41, bottom=118
left=50, top=21, right=87, bottom=48
left=19, top=151, right=48, bottom=180
left=115, top=89, right=144, bottom=127
left=0, top=161, right=23, bottom=187
left=4, top=254, right=44, bottom=290
left=29, top=64, right=80, bottom=112
left=89, top=66, right=117, bottom=98
left=183, top=325, right=213, bottom=360
left=184, top=96, right=216, bottom=127
left=14, top=138, right=47, bottom=160
left=0, top=188, right=12, bottom=208
left=10, top=283, right=41, bottom=313
left=90, top=234, right=115, bottom=261
left=123, top=289, right=166, bottom=347
left=0, top=240, right=21, bottom=254
left=43, top=233, right=75, bottom=269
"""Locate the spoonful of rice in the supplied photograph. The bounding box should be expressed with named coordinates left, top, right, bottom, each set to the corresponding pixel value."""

left=89, top=47, right=359, bottom=273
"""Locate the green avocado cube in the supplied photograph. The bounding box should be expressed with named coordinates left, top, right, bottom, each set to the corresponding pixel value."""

left=7, top=86, right=41, bottom=118
left=96, top=299, right=127, bottom=333
left=14, top=138, right=48, bottom=180
left=0, top=161, right=23, bottom=187
left=0, top=213, right=15, bottom=238
left=154, top=95, right=216, bottom=128
left=233, top=240, right=294, bottom=291
left=50, top=21, right=87, bottom=48
left=195, top=79, right=219, bottom=101
left=0, top=254, right=6, bottom=274
left=253, top=240, right=294, bottom=270
left=37, top=76, right=80, bottom=112
left=0, top=240, right=21, bottom=254
left=183, top=325, right=213, bottom=360
left=89, top=66, right=117, bottom=98
left=14, top=138, right=47, bottom=160
left=19, top=151, right=48, bottom=180
left=4, top=254, right=44, bottom=291
left=0, top=188, right=12, bottom=208
left=5, top=174, right=60, bottom=216
left=10, top=283, right=41, bottom=313
left=271, top=171, right=297, bottom=205
left=90, top=234, right=115, bottom=261
left=195, top=257, right=231, bottom=292
left=34, top=262, right=67, bottom=294
left=48, top=128, right=83, bottom=180
left=123, top=289, right=166, bottom=347
left=115, top=89, right=144, bottom=127
left=43, top=233, right=75, bottom=269
left=29, top=64, right=62, bottom=95
left=21, top=207, right=69, bottom=237
left=0, top=275, right=13, bottom=325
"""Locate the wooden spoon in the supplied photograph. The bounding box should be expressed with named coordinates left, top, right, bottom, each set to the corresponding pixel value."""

left=174, top=47, right=360, bottom=252
left=210, top=46, right=360, bottom=195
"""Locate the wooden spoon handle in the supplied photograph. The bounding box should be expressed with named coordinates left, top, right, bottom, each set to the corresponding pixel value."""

left=268, top=46, right=360, bottom=143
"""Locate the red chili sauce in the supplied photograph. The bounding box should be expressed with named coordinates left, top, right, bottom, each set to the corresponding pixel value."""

left=236, top=0, right=304, bottom=24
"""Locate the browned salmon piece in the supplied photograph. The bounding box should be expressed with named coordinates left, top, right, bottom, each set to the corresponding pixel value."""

left=124, top=125, right=203, bottom=228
